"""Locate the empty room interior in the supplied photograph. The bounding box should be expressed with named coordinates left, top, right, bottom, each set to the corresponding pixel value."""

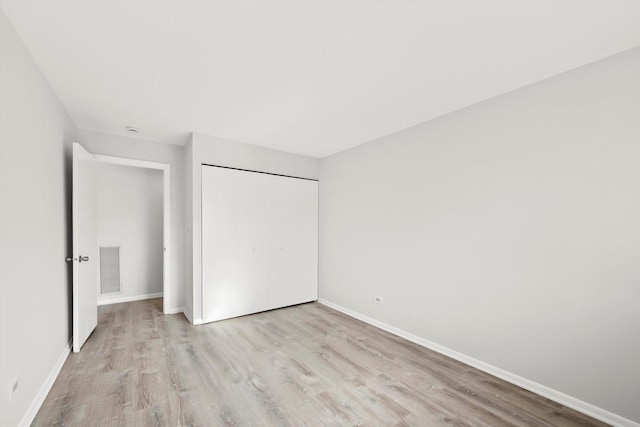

left=1, top=1, right=640, bottom=426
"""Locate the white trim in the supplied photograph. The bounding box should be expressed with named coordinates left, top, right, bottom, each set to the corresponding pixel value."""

left=98, top=292, right=163, bottom=306
left=317, top=298, right=639, bottom=427
left=182, top=307, right=194, bottom=324
left=165, top=306, right=185, bottom=315
left=19, top=340, right=71, bottom=427
left=162, top=166, right=171, bottom=315
left=93, top=155, right=168, bottom=171
left=93, top=154, right=172, bottom=315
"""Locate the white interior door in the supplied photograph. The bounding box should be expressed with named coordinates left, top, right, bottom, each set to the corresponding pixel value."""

left=202, top=166, right=269, bottom=322
left=72, top=142, right=98, bottom=352
left=267, top=175, right=318, bottom=309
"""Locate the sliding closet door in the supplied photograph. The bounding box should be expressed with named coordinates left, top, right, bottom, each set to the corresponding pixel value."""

left=202, top=166, right=269, bottom=323
left=267, top=175, right=318, bottom=309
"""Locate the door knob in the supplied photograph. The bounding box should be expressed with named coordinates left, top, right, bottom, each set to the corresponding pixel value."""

left=66, top=256, right=89, bottom=263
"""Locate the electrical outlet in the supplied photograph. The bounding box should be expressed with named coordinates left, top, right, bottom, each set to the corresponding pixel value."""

left=10, top=379, right=18, bottom=399
left=374, top=296, right=383, bottom=304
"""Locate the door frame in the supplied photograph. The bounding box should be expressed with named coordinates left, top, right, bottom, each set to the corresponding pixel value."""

left=93, top=154, right=172, bottom=314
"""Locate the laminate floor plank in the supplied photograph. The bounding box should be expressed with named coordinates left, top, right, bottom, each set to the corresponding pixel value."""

left=32, top=299, right=609, bottom=426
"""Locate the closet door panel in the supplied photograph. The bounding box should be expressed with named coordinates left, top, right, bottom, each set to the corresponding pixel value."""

left=202, top=166, right=269, bottom=322
left=268, top=176, right=318, bottom=309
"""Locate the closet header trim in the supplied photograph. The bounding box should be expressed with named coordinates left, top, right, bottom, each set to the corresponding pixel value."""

left=201, top=163, right=318, bottom=182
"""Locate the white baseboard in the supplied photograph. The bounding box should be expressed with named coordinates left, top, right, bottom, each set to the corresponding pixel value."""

left=19, top=339, right=71, bottom=427
left=317, top=298, right=639, bottom=427
left=165, top=306, right=185, bottom=315
left=182, top=307, right=194, bottom=324
left=97, top=292, right=163, bottom=306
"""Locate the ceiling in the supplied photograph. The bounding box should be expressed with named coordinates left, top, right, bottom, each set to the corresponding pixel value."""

left=2, top=1, right=640, bottom=158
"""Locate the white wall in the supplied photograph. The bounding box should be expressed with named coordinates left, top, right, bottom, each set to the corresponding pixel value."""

left=186, top=133, right=320, bottom=323
left=320, top=46, right=640, bottom=424
left=77, top=129, right=185, bottom=313
left=96, top=162, right=163, bottom=303
left=0, top=10, right=77, bottom=427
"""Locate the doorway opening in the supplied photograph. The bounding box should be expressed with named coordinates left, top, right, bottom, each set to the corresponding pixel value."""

left=93, top=155, right=171, bottom=314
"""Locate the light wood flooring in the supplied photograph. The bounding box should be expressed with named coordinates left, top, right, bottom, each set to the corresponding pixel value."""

left=33, top=299, right=608, bottom=426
